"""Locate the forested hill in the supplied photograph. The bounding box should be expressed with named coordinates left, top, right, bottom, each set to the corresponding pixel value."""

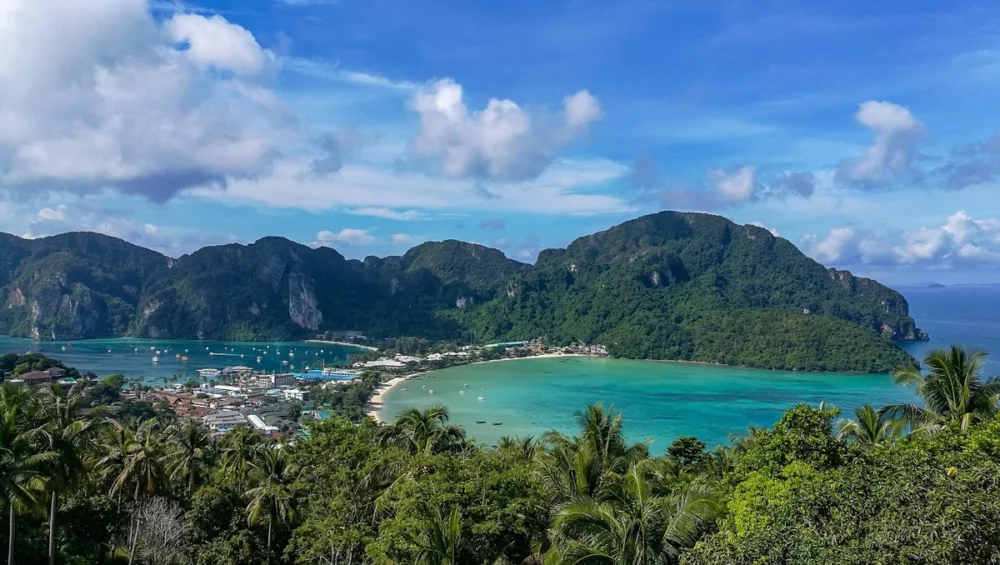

left=0, top=212, right=924, bottom=372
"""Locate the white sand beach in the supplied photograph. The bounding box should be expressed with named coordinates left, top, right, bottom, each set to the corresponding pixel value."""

left=364, top=353, right=590, bottom=422
left=306, top=339, right=378, bottom=351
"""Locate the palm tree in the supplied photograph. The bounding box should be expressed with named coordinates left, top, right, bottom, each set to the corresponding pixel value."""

left=93, top=419, right=168, bottom=565
left=549, top=463, right=721, bottom=565
left=836, top=404, right=905, bottom=446
left=220, top=426, right=261, bottom=493
left=383, top=405, right=466, bottom=455
left=883, top=346, right=1000, bottom=431
left=497, top=435, right=539, bottom=462
left=0, top=385, right=56, bottom=565
left=406, top=506, right=465, bottom=565
left=164, top=421, right=215, bottom=495
left=245, top=444, right=297, bottom=565
left=34, top=386, right=93, bottom=565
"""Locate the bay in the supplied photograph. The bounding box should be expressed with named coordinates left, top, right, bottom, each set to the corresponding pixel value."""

left=383, top=285, right=1000, bottom=447
left=0, top=336, right=364, bottom=384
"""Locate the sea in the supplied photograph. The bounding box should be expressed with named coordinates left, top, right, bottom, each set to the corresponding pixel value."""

left=380, top=284, right=1000, bottom=447
left=1, top=285, right=997, bottom=447
left=0, top=337, right=364, bottom=385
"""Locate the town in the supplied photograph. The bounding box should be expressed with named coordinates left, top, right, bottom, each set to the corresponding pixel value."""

left=7, top=340, right=610, bottom=442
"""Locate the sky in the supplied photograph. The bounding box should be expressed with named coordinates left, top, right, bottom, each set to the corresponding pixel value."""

left=2, top=0, right=1000, bottom=284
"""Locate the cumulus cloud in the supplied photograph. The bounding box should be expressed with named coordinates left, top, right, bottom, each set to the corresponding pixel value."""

left=392, top=233, right=426, bottom=246
left=410, top=79, right=602, bottom=181
left=801, top=210, right=1000, bottom=267
left=165, top=14, right=276, bottom=75
left=708, top=166, right=756, bottom=202
left=836, top=101, right=924, bottom=187
left=0, top=0, right=282, bottom=201
left=315, top=228, right=376, bottom=247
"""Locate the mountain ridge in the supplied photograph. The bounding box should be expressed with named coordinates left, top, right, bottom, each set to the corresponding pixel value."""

left=0, top=212, right=924, bottom=372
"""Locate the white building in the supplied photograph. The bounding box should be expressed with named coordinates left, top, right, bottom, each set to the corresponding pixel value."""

left=247, top=414, right=279, bottom=434
left=426, top=353, right=444, bottom=361
left=363, top=359, right=406, bottom=369
left=203, top=411, right=247, bottom=433
left=282, top=388, right=310, bottom=402
left=242, top=372, right=295, bottom=388
left=394, top=355, right=422, bottom=364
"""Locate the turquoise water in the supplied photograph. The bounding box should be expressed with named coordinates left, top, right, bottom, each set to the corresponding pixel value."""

left=382, top=285, right=1000, bottom=447
left=0, top=337, right=365, bottom=384
left=381, top=357, right=918, bottom=447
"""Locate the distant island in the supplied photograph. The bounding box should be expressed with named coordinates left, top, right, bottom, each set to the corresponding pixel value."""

left=0, top=211, right=925, bottom=373
left=928, top=283, right=947, bottom=288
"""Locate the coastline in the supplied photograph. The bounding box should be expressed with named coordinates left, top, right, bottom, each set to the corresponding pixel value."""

left=364, top=353, right=589, bottom=422
left=306, top=339, right=378, bottom=352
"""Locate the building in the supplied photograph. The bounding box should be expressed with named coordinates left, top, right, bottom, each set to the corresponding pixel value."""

left=394, top=355, right=422, bottom=364
left=203, top=411, right=247, bottom=433
left=197, top=368, right=221, bottom=378
left=8, top=367, right=66, bottom=387
left=359, top=358, right=406, bottom=369
left=282, top=388, right=309, bottom=402
left=241, top=372, right=295, bottom=388
left=247, top=414, right=279, bottom=435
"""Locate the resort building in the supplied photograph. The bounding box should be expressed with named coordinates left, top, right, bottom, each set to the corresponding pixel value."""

left=8, top=367, right=66, bottom=387
left=282, top=388, right=310, bottom=402
left=394, top=355, right=422, bottom=364
left=241, top=372, right=295, bottom=388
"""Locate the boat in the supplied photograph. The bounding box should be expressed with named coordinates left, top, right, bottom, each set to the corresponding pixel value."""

left=464, top=384, right=469, bottom=387
left=150, top=346, right=155, bottom=350
left=401, top=388, right=407, bottom=391
left=459, top=390, right=466, bottom=395
left=155, top=350, right=161, bottom=355
left=256, top=356, right=262, bottom=363
left=61, top=346, right=66, bottom=351
left=175, top=353, right=180, bottom=358
left=478, top=396, right=485, bottom=401
left=428, top=390, right=435, bottom=394
left=476, top=420, right=487, bottom=424
left=181, top=356, right=189, bottom=362
left=152, top=356, right=159, bottom=363
left=492, top=422, right=502, bottom=426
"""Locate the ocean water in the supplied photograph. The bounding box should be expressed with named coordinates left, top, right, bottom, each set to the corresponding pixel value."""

left=0, top=337, right=364, bottom=384
left=382, top=285, right=1000, bottom=448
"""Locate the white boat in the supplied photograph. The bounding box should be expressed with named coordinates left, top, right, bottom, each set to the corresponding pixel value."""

left=459, top=390, right=466, bottom=395
left=428, top=390, right=434, bottom=394
left=107, top=349, right=112, bottom=353
left=155, top=350, right=161, bottom=355
left=401, top=388, right=408, bottom=391
left=61, top=346, right=66, bottom=351
left=256, top=356, right=262, bottom=362
left=478, top=396, right=485, bottom=401
left=152, top=356, right=159, bottom=363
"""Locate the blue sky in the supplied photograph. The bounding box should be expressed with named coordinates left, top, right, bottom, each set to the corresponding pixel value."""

left=2, top=0, right=1000, bottom=284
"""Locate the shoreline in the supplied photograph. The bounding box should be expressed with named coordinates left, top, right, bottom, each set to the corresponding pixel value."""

left=364, top=353, right=590, bottom=423
left=306, top=339, right=378, bottom=351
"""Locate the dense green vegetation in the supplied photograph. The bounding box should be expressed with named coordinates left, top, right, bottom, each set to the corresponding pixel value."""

left=0, top=212, right=923, bottom=371
left=2, top=345, right=998, bottom=564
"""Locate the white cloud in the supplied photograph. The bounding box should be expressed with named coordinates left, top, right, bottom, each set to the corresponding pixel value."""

left=410, top=79, right=602, bottom=181
left=836, top=101, right=923, bottom=186
left=391, top=233, right=422, bottom=245
left=802, top=210, right=1000, bottom=267
left=190, top=157, right=631, bottom=215
left=0, top=0, right=282, bottom=201
left=282, top=57, right=418, bottom=91
left=350, top=207, right=422, bottom=220
left=708, top=166, right=756, bottom=201
left=165, top=14, right=275, bottom=76
left=37, top=204, right=67, bottom=222
left=748, top=221, right=780, bottom=237
left=315, top=228, right=376, bottom=247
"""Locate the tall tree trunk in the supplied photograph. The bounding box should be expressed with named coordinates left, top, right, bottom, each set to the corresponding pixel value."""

left=8, top=503, right=15, bottom=565
left=48, top=491, right=57, bottom=565
left=266, top=522, right=273, bottom=565
left=127, top=516, right=140, bottom=565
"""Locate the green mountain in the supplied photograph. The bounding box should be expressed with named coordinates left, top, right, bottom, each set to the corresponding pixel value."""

left=0, top=212, right=924, bottom=372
